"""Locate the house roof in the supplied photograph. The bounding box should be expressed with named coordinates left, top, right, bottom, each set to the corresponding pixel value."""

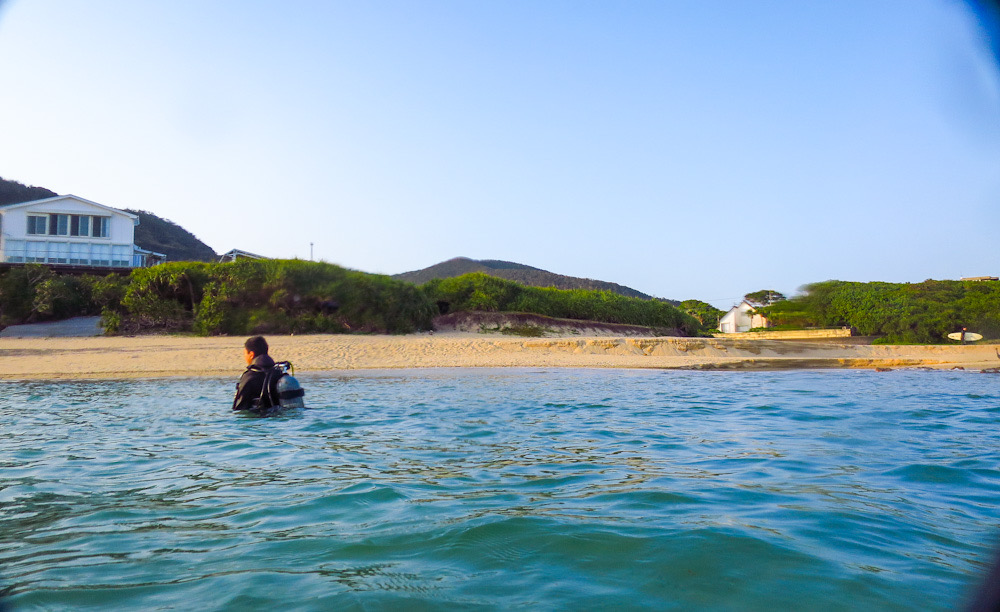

left=133, top=246, right=167, bottom=257
left=723, top=300, right=757, bottom=314
left=219, top=249, right=268, bottom=261
left=0, top=194, right=138, bottom=219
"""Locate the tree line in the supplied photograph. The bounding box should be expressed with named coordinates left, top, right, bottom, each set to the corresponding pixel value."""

left=759, top=279, right=1000, bottom=343
left=0, top=261, right=701, bottom=336
left=5, top=262, right=993, bottom=342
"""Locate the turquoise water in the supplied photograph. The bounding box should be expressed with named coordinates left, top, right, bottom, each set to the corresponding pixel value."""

left=2, top=368, right=999, bottom=610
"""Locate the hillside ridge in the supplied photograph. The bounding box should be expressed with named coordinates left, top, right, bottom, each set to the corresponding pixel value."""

left=394, top=256, right=677, bottom=303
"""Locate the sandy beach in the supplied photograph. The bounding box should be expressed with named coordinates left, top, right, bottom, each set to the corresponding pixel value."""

left=1, top=332, right=998, bottom=380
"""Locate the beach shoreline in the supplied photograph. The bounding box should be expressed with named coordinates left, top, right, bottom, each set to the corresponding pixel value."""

left=1, top=332, right=998, bottom=380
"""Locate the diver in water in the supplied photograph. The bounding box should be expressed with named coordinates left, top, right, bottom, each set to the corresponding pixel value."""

left=233, top=335, right=305, bottom=413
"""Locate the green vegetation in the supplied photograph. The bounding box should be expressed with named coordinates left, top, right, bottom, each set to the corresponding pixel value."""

left=759, top=279, right=1000, bottom=343
left=423, top=273, right=700, bottom=335
left=114, top=259, right=437, bottom=335
left=0, top=261, right=434, bottom=334
left=394, top=256, right=670, bottom=301
left=744, top=289, right=786, bottom=306
left=17, top=260, right=993, bottom=345
left=479, top=323, right=552, bottom=337
left=679, top=299, right=725, bottom=331
left=1, top=265, right=702, bottom=336
left=0, top=264, right=124, bottom=325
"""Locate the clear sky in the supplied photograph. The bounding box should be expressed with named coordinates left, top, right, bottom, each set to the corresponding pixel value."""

left=0, top=1, right=997, bottom=308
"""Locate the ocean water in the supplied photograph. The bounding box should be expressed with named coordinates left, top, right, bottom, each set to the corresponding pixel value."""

left=1, top=368, right=999, bottom=611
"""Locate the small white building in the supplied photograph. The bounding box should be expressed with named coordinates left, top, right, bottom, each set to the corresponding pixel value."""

left=219, top=249, right=268, bottom=263
left=718, top=300, right=771, bottom=333
left=0, top=194, right=161, bottom=268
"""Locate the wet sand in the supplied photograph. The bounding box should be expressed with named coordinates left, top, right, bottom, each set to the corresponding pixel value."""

left=1, top=333, right=998, bottom=380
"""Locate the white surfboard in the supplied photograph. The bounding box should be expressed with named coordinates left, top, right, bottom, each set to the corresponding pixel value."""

left=947, top=332, right=983, bottom=342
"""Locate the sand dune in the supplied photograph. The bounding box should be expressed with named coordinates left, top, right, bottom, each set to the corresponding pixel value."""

left=0, top=332, right=997, bottom=380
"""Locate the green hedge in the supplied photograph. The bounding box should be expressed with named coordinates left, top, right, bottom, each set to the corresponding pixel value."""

left=116, top=259, right=437, bottom=335
left=2, top=263, right=701, bottom=337
left=679, top=299, right=725, bottom=331
left=423, top=273, right=701, bottom=335
left=760, top=279, right=1000, bottom=343
left=0, top=264, right=124, bottom=326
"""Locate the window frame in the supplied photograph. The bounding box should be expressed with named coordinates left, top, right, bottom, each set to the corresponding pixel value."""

left=26, top=215, right=47, bottom=235
left=91, top=216, right=110, bottom=238
left=25, top=212, right=112, bottom=238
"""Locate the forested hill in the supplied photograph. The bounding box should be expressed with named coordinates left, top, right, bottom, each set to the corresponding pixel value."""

left=394, top=257, right=677, bottom=303
left=0, top=176, right=57, bottom=205
left=0, top=176, right=217, bottom=262
left=124, top=209, right=217, bottom=262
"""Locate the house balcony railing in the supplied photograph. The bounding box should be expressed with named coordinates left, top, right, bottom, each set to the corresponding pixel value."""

left=1, top=246, right=165, bottom=269
left=2, top=250, right=131, bottom=268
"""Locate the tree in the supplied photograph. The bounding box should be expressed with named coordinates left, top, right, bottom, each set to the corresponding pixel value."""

left=744, top=289, right=786, bottom=306
left=679, top=299, right=725, bottom=330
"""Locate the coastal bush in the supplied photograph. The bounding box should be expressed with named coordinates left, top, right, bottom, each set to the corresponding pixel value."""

left=759, top=279, right=1000, bottom=343
left=0, top=265, right=48, bottom=323
left=0, top=265, right=114, bottom=324
left=32, top=274, right=94, bottom=320
left=424, top=273, right=701, bottom=335
left=120, top=262, right=212, bottom=331
left=0, top=261, right=442, bottom=335
left=117, top=259, right=437, bottom=335
left=679, top=299, right=725, bottom=331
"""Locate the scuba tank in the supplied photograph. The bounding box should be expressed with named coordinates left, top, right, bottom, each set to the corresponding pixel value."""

left=259, top=361, right=306, bottom=411
left=274, top=362, right=306, bottom=410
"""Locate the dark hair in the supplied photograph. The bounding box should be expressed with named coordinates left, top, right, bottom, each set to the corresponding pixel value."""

left=244, top=336, right=269, bottom=356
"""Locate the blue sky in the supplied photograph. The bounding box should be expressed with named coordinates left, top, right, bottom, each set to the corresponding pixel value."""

left=0, top=1, right=997, bottom=308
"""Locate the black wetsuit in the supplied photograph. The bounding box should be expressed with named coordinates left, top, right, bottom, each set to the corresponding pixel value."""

left=232, top=354, right=276, bottom=412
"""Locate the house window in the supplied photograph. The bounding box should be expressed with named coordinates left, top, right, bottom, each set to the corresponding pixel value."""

left=27, top=215, right=47, bottom=235
left=26, top=213, right=109, bottom=237
left=69, top=214, right=91, bottom=236
left=69, top=242, right=89, bottom=265
left=25, top=241, right=47, bottom=262
left=112, top=245, right=130, bottom=267
left=92, top=244, right=111, bottom=266
left=92, top=216, right=109, bottom=238
left=47, top=242, right=70, bottom=264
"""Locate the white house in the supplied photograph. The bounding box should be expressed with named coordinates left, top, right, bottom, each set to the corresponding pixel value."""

left=718, top=300, right=771, bottom=333
left=0, top=195, right=162, bottom=268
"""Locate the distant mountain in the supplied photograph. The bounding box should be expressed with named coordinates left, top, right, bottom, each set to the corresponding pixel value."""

left=0, top=176, right=217, bottom=262
left=124, top=209, right=217, bottom=263
left=394, top=257, right=678, bottom=303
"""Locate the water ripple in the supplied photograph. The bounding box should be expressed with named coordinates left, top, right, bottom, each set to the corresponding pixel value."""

left=1, top=369, right=999, bottom=610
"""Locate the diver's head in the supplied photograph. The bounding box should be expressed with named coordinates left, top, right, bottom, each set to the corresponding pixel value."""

left=244, top=335, right=269, bottom=365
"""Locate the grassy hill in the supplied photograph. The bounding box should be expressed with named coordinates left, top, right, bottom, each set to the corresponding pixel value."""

left=395, top=256, right=677, bottom=303
left=0, top=176, right=216, bottom=262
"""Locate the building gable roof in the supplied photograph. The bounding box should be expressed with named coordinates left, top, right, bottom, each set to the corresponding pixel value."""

left=219, top=249, right=268, bottom=262
left=0, top=194, right=138, bottom=219
left=722, top=300, right=758, bottom=315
